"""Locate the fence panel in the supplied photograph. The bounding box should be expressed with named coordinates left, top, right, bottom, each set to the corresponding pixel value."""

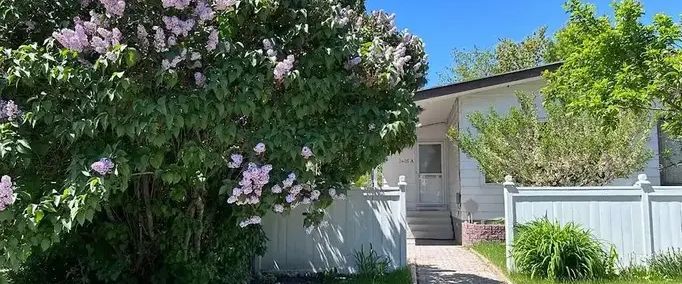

left=256, top=178, right=407, bottom=273
left=504, top=174, right=682, bottom=270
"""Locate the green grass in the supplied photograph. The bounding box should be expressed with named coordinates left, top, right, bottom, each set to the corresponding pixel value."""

left=471, top=242, right=682, bottom=284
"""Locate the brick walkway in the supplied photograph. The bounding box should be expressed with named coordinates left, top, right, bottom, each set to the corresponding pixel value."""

left=408, top=240, right=508, bottom=284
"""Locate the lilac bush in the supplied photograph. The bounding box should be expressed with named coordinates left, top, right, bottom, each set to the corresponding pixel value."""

left=0, top=0, right=426, bottom=281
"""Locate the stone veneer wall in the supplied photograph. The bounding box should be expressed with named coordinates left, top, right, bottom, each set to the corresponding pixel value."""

left=461, top=222, right=505, bottom=246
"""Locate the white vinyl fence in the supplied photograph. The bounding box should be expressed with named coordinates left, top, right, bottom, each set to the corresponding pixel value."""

left=504, top=174, right=682, bottom=270
left=256, top=177, right=407, bottom=273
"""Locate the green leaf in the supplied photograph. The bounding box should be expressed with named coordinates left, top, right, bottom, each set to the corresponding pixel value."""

left=150, top=151, right=164, bottom=169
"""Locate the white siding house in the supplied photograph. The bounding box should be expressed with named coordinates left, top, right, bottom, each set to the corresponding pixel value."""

left=382, top=63, right=666, bottom=241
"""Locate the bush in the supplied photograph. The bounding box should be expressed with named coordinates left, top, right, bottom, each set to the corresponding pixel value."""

left=649, top=249, right=682, bottom=279
left=450, top=93, right=651, bottom=186
left=512, top=218, right=617, bottom=280
left=0, top=0, right=427, bottom=282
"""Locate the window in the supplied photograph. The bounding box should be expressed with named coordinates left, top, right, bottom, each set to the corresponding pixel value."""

left=418, top=144, right=442, bottom=174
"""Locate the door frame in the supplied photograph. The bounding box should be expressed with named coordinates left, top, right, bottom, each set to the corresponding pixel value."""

left=415, top=142, right=446, bottom=207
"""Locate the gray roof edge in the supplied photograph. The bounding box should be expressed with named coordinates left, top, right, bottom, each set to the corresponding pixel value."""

left=415, top=62, right=563, bottom=101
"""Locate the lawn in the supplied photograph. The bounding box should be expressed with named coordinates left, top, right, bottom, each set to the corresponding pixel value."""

left=471, top=242, right=682, bottom=284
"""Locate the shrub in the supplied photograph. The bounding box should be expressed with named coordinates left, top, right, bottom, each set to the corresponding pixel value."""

left=511, top=218, right=617, bottom=280
left=450, top=93, right=651, bottom=186
left=649, top=249, right=682, bottom=278
left=0, top=0, right=427, bottom=282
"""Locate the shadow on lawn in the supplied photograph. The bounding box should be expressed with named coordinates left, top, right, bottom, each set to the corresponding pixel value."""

left=417, top=264, right=505, bottom=284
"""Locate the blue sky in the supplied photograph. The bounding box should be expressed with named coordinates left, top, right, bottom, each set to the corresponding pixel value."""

left=365, top=1, right=682, bottom=87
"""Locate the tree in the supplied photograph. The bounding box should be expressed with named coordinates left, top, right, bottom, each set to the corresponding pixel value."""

left=0, top=0, right=427, bottom=281
left=449, top=94, right=651, bottom=186
left=545, top=0, right=682, bottom=136
left=440, top=27, right=556, bottom=83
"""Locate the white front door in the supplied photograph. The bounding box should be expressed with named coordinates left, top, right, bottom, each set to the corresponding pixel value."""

left=418, top=143, right=444, bottom=206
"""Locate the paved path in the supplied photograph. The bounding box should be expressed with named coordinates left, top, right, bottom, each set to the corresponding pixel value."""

left=408, top=240, right=508, bottom=284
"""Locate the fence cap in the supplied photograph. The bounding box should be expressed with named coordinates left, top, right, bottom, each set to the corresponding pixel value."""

left=398, top=175, right=406, bottom=185
left=637, top=174, right=649, bottom=183
left=503, top=175, right=514, bottom=185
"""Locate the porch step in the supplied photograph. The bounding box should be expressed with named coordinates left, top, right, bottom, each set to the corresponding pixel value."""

left=406, top=210, right=454, bottom=240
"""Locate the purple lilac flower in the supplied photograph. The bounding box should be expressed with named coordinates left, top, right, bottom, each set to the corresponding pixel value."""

left=273, top=55, right=295, bottom=81
left=163, top=16, right=195, bottom=37
left=301, top=197, right=311, bottom=205
left=215, top=0, right=238, bottom=11
left=253, top=142, right=266, bottom=154
left=195, top=1, right=215, bottom=22
left=81, top=0, right=92, bottom=6
left=290, top=184, right=302, bottom=195
left=52, top=24, right=90, bottom=52
left=206, top=28, right=219, bottom=51
left=310, top=190, right=321, bottom=200
left=232, top=187, right=243, bottom=196
left=228, top=154, right=243, bottom=168
left=99, top=0, right=125, bottom=17
left=228, top=162, right=272, bottom=206
left=301, top=146, right=313, bottom=159
left=162, top=0, right=191, bottom=9
left=190, top=52, right=202, bottom=61
left=153, top=26, right=167, bottom=52
left=227, top=195, right=238, bottom=204
left=0, top=175, right=16, bottom=211
left=91, top=158, right=115, bottom=175
left=194, top=72, right=206, bottom=87
left=271, top=185, right=282, bottom=193
left=137, top=24, right=149, bottom=50
left=0, top=100, right=22, bottom=122
left=282, top=173, right=296, bottom=187
left=273, top=204, right=284, bottom=213
left=285, top=193, right=296, bottom=204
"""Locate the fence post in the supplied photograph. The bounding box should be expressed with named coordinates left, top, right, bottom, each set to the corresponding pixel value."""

left=635, top=173, right=655, bottom=260
left=398, top=175, right=407, bottom=267
left=503, top=175, right=518, bottom=271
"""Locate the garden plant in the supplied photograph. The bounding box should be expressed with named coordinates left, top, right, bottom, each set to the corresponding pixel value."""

left=0, top=0, right=427, bottom=282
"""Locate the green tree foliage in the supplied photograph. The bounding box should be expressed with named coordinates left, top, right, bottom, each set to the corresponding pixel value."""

left=0, top=0, right=427, bottom=281
left=449, top=94, right=651, bottom=186
left=545, top=0, right=682, bottom=136
left=440, top=27, right=556, bottom=83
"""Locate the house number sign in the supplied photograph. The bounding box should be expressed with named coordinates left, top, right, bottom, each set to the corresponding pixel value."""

left=399, top=158, right=414, bottom=164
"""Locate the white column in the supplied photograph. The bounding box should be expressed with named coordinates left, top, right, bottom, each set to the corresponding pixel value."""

left=636, top=173, right=655, bottom=260
left=398, top=175, right=407, bottom=267
left=503, top=175, right=518, bottom=271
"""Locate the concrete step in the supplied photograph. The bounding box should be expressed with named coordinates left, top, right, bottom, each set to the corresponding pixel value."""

left=407, top=216, right=451, bottom=225
left=407, top=210, right=451, bottom=218
left=410, top=230, right=454, bottom=240
left=406, top=210, right=454, bottom=240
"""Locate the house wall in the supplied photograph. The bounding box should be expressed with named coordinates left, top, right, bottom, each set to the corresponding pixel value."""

left=458, top=80, right=662, bottom=221
left=383, top=123, right=455, bottom=210
left=385, top=78, right=662, bottom=223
